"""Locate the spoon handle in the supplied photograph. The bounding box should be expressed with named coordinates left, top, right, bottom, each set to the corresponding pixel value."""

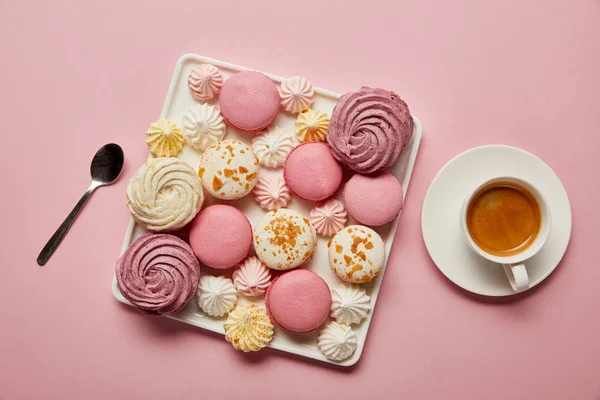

left=37, top=183, right=99, bottom=266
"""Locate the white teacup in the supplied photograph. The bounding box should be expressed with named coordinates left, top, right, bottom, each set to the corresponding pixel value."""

left=460, top=177, right=552, bottom=292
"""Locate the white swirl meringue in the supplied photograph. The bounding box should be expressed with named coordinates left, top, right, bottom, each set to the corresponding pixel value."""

left=145, top=119, right=184, bottom=157
left=126, top=158, right=203, bottom=232
left=188, top=64, right=224, bottom=102
left=251, top=126, right=297, bottom=168
left=253, top=176, right=291, bottom=211
left=330, top=283, right=371, bottom=325
left=181, top=103, right=226, bottom=150
left=310, top=198, right=347, bottom=237
left=232, top=256, right=272, bottom=297
left=224, top=304, right=274, bottom=352
left=196, top=275, right=238, bottom=317
left=318, top=321, right=358, bottom=362
left=278, top=76, right=315, bottom=113
left=295, top=109, right=330, bottom=143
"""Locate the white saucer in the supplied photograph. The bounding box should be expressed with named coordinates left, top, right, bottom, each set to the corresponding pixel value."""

left=421, top=145, right=572, bottom=296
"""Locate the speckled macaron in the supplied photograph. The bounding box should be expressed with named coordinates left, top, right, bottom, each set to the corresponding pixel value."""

left=189, top=204, right=253, bottom=269
left=265, top=269, right=331, bottom=333
left=284, top=143, right=343, bottom=201
left=198, top=140, right=259, bottom=200
left=343, top=170, right=404, bottom=226
left=253, top=208, right=317, bottom=270
left=329, top=225, right=385, bottom=283
left=218, top=71, right=280, bottom=133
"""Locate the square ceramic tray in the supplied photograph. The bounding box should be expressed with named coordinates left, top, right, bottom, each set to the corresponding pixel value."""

left=112, top=54, right=422, bottom=366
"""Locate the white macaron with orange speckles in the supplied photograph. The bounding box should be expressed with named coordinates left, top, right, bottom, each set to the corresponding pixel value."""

left=328, top=225, right=385, bottom=284
left=198, top=140, right=259, bottom=200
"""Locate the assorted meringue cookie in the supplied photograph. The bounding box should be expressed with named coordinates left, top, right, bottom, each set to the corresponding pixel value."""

left=232, top=256, right=272, bottom=297
left=126, top=158, right=203, bottom=232
left=181, top=103, right=226, bottom=150
left=318, top=321, right=358, bottom=362
left=330, top=283, right=371, bottom=325
left=145, top=119, right=185, bottom=157
left=327, top=86, right=414, bottom=173
left=253, top=176, right=291, bottom=211
left=310, top=198, right=347, bottom=237
left=295, top=109, right=330, bottom=143
left=116, top=234, right=200, bottom=316
left=251, top=126, right=297, bottom=168
left=224, top=304, right=274, bottom=352
left=278, top=76, right=315, bottom=114
left=196, top=275, right=238, bottom=317
left=188, top=64, right=224, bottom=102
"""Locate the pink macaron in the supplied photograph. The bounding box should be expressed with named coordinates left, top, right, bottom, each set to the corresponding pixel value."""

left=265, top=269, right=331, bottom=333
left=343, top=170, right=404, bottom=226
left=284, top=142, right=343, bottom=201
left=218, top=71, right=280, bottom=133
left=188, top=204, right=253, bottom=269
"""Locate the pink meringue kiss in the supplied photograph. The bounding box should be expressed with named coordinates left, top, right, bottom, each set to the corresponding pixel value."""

left=253, top=176, right=291, bottom=211
left=116, top=234, right=200, bottom=316
left=309, top=198, right=347, bottom=237
left=188, top=64, right=224, bottom=102
left=232, top=256, right=272, bottom=297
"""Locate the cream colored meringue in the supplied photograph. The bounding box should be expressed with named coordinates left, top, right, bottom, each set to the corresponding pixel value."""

left=196, top=276, right=238, bottom=317
left=318, top=321, right=358, bottom=362
left=126, top=158, right=203, bottom=232
left=310, top=198, right=347, bottom=237
left=188, top=64, right=224, bottom=102
left=253, top=176, right=291, bottom=211
left=181, top=103, right=226, bottom=150
left=224, top=304, right=274, bottom=352
left=330, top=283, right=371, bottom=325
left=251, top=126, right=297, bottom=168
left=232, top=256, right=272, bottom=297
left=145, top=119, right=185, bottom=157
left=295, top=109, right=330, bottom=143
left=278, top=76, right=315, bottom=113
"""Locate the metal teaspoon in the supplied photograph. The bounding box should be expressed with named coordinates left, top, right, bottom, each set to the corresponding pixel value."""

left=37, top=143, right=125, bottom=266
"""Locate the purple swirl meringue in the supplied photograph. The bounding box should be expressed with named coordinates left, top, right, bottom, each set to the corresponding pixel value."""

left=116, top=233, right=200, bottom=316
left=327, top=87, right=414, bottom=173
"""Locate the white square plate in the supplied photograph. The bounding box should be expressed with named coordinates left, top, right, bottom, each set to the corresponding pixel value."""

left=112, top=54, right=422, bottom=366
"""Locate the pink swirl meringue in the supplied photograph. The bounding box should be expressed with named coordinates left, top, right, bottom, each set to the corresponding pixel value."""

left=309, top=198, right=347, bottom=237
left=116, top=234, right=200, bottom=316
left=278, top=76, right=315, bottom=113
left=253, top=176, right=291, bottom=211
left=232, top=256, right=272, bottom=296
left=188, top=64, right=224, bottom=102
left=327, top=87, right=414, bottom=173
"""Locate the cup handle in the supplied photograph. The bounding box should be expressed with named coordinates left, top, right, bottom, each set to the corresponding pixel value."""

left=503, top=263, right=529, bottom=292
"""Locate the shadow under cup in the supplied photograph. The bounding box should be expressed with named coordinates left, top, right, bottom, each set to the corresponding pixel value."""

left=460, top=177, right=552, bottom=290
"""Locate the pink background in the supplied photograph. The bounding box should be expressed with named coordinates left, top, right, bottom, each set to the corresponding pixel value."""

left=2, top=0, right=600, bottom=399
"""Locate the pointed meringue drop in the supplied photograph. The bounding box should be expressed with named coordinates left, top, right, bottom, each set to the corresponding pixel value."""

left=253, top=176, right=291, bottom=211
left=278, top=76, right=315, bottom=114
left=310, top=198, right=347, bottom=237
left=330, top=283, right=371, bottom=325
left=196, top=275, right=238, bottom=317
left=251, top=126, right=297, bottom=168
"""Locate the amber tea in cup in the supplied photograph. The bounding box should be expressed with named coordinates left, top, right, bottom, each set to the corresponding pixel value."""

left=466, top=181, right=541, bottom=257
